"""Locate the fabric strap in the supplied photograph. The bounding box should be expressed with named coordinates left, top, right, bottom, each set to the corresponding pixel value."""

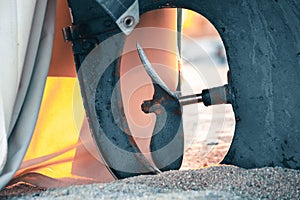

left=0, top=0, right=56, bottom=189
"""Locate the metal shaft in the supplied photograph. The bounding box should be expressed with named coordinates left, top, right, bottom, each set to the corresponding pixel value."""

left=178, top=84, right=232, bottom=107
left=179, top=93, right=203, bottom=106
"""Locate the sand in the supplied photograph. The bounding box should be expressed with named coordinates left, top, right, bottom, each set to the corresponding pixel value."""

left=1, top=165, right=299, bottom=200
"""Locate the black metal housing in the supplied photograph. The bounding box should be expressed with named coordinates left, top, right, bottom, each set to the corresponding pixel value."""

left=67, top=0, right=300, bottom=178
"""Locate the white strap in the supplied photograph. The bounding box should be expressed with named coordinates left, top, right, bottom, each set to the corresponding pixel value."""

left=0, top=96, right=7, bottom=174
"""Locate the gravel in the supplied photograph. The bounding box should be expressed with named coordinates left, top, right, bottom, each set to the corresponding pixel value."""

left=1, top=165, right=299, bottom=200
